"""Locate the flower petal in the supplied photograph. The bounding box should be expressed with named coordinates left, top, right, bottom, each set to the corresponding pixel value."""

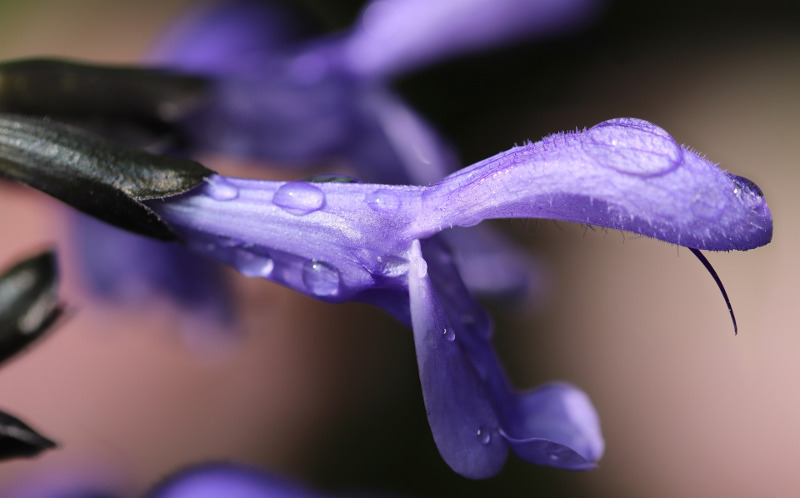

left=148, top=0, right=314, bottom=76
left=421, top=236, right=603, bottom=472
left=340, top=0, right=604, bottom=78
left=416, top=118, right=772, bottom=251
left=71, top=214, right=234, bottom=328
left=407, top=239, right=507, bottom=478
left=499, top=383, right=604, bottom=470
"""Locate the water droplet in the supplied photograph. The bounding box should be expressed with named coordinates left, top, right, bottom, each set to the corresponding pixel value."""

left=203, top=175, right=239, bottom=201
left=301, top=259, right=340, bottom=296
left=584, top=118, right=682, bottom=176
left=729, top=174, right=765, bottom=198
left=273, top=182, right=325, bottom=216
left=476, top=427, right=492, bottom=445
left=376, top=255, right=407, bottom=277
left=549, top=453, right=560, bottom=461
left=234, top=248, right=274, bottom=278
left=366, top=189, right=401, bottom=214
left=414, top=258, right=428, bottom=278
left=443, top=328, right=456, bottom=342
left=301, top=173, right=359, bottom=183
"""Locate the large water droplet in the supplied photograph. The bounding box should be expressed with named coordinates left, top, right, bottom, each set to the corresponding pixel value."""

left=443, top=327, right=456, bottom=342
left=273, top=182, right=325, bottom=215
left=365, top=189, right=401, bottom=214
left=301, top=259, right=340, bottom=296
left=234, top=248, right=274, bottom=278
left=203, top=175, right=239, bottom=201
left=584, top=118, right=682, bottom=177
left=476, top=427, right=492, bottom=445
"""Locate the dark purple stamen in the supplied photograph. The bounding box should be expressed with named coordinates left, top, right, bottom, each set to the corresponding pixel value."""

left=689, top=248, right=737, bottom=335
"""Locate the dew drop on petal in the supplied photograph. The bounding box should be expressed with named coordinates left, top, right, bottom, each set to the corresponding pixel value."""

left=202, top=175, right=239, bottom=201
left=729, top=173, right=765, bottom=198
left=273, top=182, right=325, bottom=215
left=234, top=248, right=274, bottom=278
left=414, top=258, right=428, bottom=278
left=301, top=259, right=340, bottom=296
left=476, top=427, right=492, bottom=445
left=366, top=189, right=401, bottom=213
left=584, top=118, right=682, bottom=176
left=376, top=255, right=407, bottom=277
left=443, top=327, right=456, bottom=342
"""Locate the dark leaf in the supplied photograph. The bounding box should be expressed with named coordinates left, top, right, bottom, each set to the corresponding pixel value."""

left=0, top=115, right=213, bottom=240
left=0, top=250, right=62, bottom=365
left=0, top=58, right=211, bottom=151
left=0, top=58, right=208, bottom=123
left=0, top=409, right=56, bottom=460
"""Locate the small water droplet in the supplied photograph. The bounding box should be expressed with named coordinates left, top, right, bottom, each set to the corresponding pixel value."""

left=301, top=173, right=359, bottom=183
left=234, top=248, right=274, bottom=278
left=729, top=174, right=765, bottom=198
left=366, top=189, right=401, bottom=213
left=301, top=259, right=340, bottom=296
left=273, top=182, right=325, bottom=215
left=584, top=118, right=682, bottom=176
left=549, top=453, right=560, bottom=461
left=476, top=427, right=492, bottom=445
left=443, top=328, right=456, bottom=342
left=414, top=258, right=428, bottom=278
left=203, top=175, right=239, bottom=201
left=375, top=255, right=407, bottom=277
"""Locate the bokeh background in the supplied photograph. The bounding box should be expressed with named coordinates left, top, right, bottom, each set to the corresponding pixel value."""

left=0, top=0, right=798, bottom=496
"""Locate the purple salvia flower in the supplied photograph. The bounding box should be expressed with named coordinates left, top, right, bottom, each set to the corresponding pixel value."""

left=144, top=118, right=772, bottom=476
